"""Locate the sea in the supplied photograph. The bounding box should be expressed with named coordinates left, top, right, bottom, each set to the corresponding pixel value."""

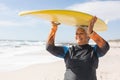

left=0, top=40, right=62, bottom=72
left=0, top=40, right=119, bottom=72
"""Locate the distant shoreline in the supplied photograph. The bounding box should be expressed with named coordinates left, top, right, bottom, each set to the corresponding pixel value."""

left=0, top=39, right=120, bottom=42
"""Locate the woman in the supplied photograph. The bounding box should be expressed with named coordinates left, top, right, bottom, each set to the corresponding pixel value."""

left=46, top=16, right=109, bottom=80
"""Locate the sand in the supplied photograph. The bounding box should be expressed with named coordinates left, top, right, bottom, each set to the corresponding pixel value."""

left=0, top=43, right=120, bottom=80
left=0, top=61, right=65, bottom=80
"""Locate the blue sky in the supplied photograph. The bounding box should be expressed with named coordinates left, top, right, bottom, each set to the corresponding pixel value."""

left=0, top=0, right=120, bottom=42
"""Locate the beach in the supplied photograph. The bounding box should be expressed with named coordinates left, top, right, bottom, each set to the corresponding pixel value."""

left=0, top=41, right=120, bottom=80
left=0, top=61, right=65, bottom=80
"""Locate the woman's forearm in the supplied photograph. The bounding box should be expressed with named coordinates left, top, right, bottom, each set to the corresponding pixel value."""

left=89, top=31, right=107, bottom=48
left=47, top=26, right=57, bottom=45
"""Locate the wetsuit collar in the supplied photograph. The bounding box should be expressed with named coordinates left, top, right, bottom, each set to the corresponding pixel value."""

left=76, top=44, right=90, bottom=49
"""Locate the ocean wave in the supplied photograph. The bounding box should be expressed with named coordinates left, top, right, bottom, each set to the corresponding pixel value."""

left=0, top=40, right=63, bottom=72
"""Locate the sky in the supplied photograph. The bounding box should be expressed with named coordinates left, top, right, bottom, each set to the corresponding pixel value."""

left=0, top=0, right=120, bottom=42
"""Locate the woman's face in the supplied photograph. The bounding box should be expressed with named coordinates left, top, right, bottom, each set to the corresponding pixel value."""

left=75, top=28, right=89, bottom=45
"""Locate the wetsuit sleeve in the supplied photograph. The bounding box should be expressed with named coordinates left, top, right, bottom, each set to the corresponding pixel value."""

left=93, top=43, right=109, bottom=57
left=46, top=44, right=69, bottom=58
left=89, top=31, right=110, bottom=57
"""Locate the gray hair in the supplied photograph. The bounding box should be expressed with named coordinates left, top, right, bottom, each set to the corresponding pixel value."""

left=76, top=25, right=88, bottom=32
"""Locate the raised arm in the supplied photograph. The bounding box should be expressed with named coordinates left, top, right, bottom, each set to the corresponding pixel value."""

left=47, top=22, right=59, bottom=45
left=87, top=16, right=110, bottom=56
left=46, top=22, right=68, bottom=58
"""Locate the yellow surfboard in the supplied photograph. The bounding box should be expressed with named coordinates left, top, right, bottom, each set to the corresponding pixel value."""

left=19, top=10, right=107, bottom=31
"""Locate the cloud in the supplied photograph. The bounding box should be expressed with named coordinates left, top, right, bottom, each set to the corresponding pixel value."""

left=0, top=19, right=46, bottom=27
left=66, top=1, right=120, bottom=22
left=0, top=21, right=18, bottom=26
left=0, top=3, right=9, bottom=11
left=0, top=3, right=16, bottom=16
left=0, top=3, right=48, bottom=27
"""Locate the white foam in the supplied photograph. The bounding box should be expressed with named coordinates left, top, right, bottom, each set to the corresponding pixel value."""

left=0, top=40, right=62, bottom=72
left=0, top=55, right=62, bottom=72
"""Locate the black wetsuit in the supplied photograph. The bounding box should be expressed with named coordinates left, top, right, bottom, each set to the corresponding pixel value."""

left=46, top=42, right=109, bottom=80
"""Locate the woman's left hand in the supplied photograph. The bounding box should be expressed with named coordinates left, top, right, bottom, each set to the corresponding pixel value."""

left=87, top=16, right=97, bottom=35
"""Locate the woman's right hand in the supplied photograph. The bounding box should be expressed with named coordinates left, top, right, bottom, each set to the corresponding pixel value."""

left=51, top=21, right=60, bottom=27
